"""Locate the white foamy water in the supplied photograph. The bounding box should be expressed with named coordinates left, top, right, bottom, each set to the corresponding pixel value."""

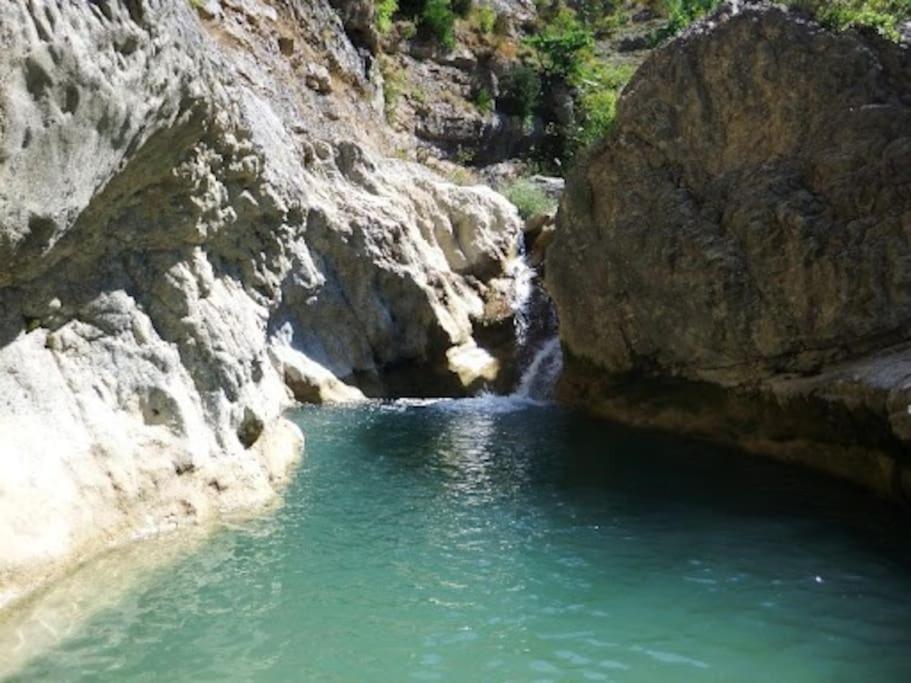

left=514, top=336, right=563, bottom=400
left=507, top=255, right=536, bottom=351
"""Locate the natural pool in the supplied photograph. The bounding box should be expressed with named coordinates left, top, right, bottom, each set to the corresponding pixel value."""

left=6, top=398, right=911, bottom=681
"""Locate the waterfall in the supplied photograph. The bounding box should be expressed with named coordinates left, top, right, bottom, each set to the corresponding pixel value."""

left=502, top=244, right=563, bottom=402
left=512, top=336, right=563, bottom=400
left=507, top=255, right=535, bottom=352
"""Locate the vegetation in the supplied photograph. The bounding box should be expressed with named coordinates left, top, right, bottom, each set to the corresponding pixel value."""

left=526, top=9, right=594, bottom=80
left=451, top=0, right=474, bottom=17
left=380, top=57, right=407, bottom=121
left=420, top=0, right=457, bottom=49
left=790, top=0, right=911, bottom=40
left=473, top=87, right=494, bottom=113
left=471, top=5, right=497, bottom=33
left=571, top=61, right=634, bottom=154
left=509, top=4, right=633, bottom=169
left=498, top=64, right=542, bottom=121
left=503, top=178, right=557, bottom=219
left=376, top=0, right=398, bottom=33
left=648, top=0, right=911, bottom=42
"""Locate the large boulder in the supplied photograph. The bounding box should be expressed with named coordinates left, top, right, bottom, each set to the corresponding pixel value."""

left=547, top=3, right=911, bottom=498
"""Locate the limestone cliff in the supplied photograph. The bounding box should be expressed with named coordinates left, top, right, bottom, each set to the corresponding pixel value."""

left=548, top=3, right=911, bottom=499
left=0, top=0, right=522, bottom=606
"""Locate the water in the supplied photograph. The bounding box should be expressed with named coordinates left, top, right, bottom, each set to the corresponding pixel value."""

left=6, top=398, right=911, bottom=681
left=514, top=337, right=563, bottom=400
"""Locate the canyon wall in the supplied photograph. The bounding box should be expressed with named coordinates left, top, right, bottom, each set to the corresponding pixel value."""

left=548, top=3, right=911, bottom=499
left=0, top=0, right=522, bottom=606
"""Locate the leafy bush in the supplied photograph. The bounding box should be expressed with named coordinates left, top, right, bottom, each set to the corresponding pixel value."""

left=570, top=61, right=634, bottom=155
left=498, top=64, right=542, bottom=120
left=421, top=0, right=456, bottom=49
left=789, top=0, right=911, bottom=40
left=526, top=9, right=594, bottom=80
left=503, top=178, right=557, bottom=219
left=376, top=0, right=398, bottom=33
left=474, top=87, right=494, bottom=113
left=451, top=0, right=473, bottom=17
left=473, top=5, right=497, bottom=33
left=649, top=0, right=720, bottom=42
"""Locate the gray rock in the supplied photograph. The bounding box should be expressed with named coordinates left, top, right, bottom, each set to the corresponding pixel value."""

left=548, top=4, right=911, bottom=499
left=0, top=0, right=522, bottom=607
left=305, top=62, right=333, bottom=93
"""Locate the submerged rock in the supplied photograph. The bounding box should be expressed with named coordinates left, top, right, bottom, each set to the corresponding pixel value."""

left=0, top=0, right=522, bottom=606
left=548, top=3, right=911, bottom=499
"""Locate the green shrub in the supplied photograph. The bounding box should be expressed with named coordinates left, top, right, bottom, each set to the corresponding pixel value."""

left=381, top=58, right=406, bottom=121
left=789, top=0, right=911, bottom=40
left=474, top=87, right=494, bottom=113
left=664, top=0, right=720, bottom=33
left=451, top=0, right=473, bottom=17
left=503, top=178, right=557, bottom=219
left=421, top=0, right=456, bottom=49
left=570, top=61, right=634, bottom=154
left=498, top=64, right=542, bottom=120
left=376, top=0, right=398, bottom=33
left=473, top=5, right=497, bottom=33
left=526, top=9, right=594, bottom=80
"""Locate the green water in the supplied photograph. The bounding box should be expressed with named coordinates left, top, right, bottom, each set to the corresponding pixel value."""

left=8, top=398, right=911, bottom=681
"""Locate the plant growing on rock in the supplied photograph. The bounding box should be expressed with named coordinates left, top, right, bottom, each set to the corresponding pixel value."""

left=497, top=64, right=542, bottom=121
left=526, top=9, right=594, bottom=81
left=790, top=0, right=911, bottom=40
left=570, top=61, right=634, bottom=156
left=421, top=0, right=457, bottom=49
left=473, top=87, right=493, bottom=113
left=472, top=5, right=497, bottom=33
left=503, top=178, right=556, bottom=219
left=376, top=0, right=399, bottom=33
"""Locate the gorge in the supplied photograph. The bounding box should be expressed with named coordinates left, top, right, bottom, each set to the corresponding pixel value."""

left=1, top=0, right=911, bottom=679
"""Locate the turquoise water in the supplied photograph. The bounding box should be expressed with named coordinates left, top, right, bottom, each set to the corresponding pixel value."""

left=8, top=398, right=911, bottom=681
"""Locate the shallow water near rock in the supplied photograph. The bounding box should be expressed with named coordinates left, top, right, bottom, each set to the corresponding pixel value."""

left=8, top=398, right=911, bottom=681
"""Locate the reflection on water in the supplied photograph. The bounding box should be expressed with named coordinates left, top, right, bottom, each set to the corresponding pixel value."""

left=5, top=398, right=911, bottom=681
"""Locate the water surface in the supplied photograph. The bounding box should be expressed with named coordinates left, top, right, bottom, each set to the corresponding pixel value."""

left=8, top=398, right=911, bottom=681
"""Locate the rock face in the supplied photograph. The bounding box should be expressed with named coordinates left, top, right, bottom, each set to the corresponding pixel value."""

left=548, top=3, right=911, bottom=498
left=0, top=0, right=522, bottom=606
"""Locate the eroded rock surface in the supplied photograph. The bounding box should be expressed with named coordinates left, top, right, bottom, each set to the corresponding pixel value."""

left=548, top=3, right=911, bottom=498
left=0, top=0, right=522, bottom=606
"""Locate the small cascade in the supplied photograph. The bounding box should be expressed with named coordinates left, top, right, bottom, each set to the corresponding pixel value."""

left=512, top=336, right=563, bottom=400
left=507, top=255, right=536, bottom=352
left=501, top=236, right=563, bottom=402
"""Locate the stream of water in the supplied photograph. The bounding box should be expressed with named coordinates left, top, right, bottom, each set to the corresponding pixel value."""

left=6, top=394, right=911, bottom=681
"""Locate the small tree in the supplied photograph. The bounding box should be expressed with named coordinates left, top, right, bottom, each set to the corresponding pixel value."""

left=526, top=10, right=594, bottom=81
left=498, top=65, right=542, bottom=121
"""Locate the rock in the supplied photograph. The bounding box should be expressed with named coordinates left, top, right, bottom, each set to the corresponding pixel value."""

left=0, top=0, right=522, bottom=607
left=526, top=175, right=564, bottom=201
left=327, top=0, right=379, bottom=52
left=305, top=62, right=333, bottom=93
left=525, top=216, right=556, bottom=268
left=278, top=34, right=295, bottom=55
left=548, top=4, right=911, bottom=499
left=194, top=0, right=223, bottom=20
